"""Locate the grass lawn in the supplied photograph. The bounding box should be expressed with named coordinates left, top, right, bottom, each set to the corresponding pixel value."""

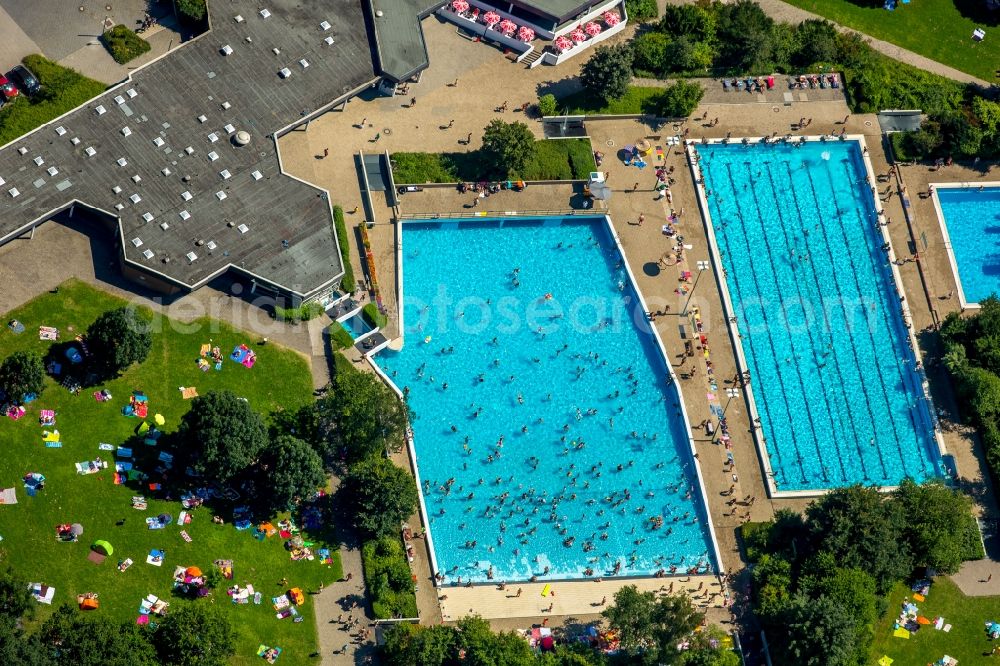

left=781, top=0, right=999, bottom=82
left=0, top=280, right=340, bottom=665
left=557, top=86, right=667, bottom=115
left=871, top=577, right=1000, bottom=664
left=0, top=55, right=106, bottom=146
left=391, top=138, right=595, bottom=183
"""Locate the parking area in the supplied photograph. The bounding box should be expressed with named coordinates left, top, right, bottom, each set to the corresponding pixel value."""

left=0, top=0, right=179, bottom=84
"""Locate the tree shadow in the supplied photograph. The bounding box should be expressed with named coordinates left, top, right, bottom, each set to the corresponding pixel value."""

left=952, top=0, right=1000, bottom=27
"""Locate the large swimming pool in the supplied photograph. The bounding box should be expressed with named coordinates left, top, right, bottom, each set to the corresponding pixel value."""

left=697, top=140, right=943, bottom=492
left=375, top=217, right=717, bottom=583
left=935, top=185, right=1000, bottom=306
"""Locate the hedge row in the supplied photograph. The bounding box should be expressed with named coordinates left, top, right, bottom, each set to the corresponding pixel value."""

left=101, top=25, right=151, bottom=65
left=361, top=536, right=418, bottom=619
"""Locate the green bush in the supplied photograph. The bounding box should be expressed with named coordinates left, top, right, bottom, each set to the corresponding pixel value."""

left=391, top=152, right=461, bottom=183
left=655, top=80, right=705, bottom=118
left=332, top=205, right=355, bottom=293
left=362, top=303, right=387, bottom=329
left=361, top=536, right=417, bottom=619
left=537, top=93, right=557, bottom=117
left=625, top=0, right=658, bottom=21
left=274, top=302, right=325, bottom=323
left=0, top=56, right=106, bottom=145
left=329, top=323, right=355, bottom=351
left=632, top=32, right=671, bottom=77
left=740, top=521, right=773, bottom=563
left=392, top=139, right=593, bottom=183
left=101, top=25, right=151, bottom=65
left=177, top=0, right=206, bottom=21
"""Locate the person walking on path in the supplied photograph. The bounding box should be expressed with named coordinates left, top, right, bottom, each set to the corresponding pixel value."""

left=323, top=148, right=329, bottom=158
left=638, top=214, right=645, bottom=226
left=632, top=182, right=639, bottom=192
left=466, top=132, right=472, bottom=144
left=447, top=119, right=454, bottom=129
left=359, top=117, right=366, bottom=129
left=410, top=97, right=416, bottom=107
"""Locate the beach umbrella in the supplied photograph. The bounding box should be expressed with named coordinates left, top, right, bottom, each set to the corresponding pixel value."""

left=569, top=28, right=587, bottom=42
left=483, top=10, right=501, bottom=25
left=451, top=0, right=469, bottom=10
left=585, top=21, right=602, bottom=36
left=186, top=565, right=203, bottom=577
left=603, top=10, right=620, bottom=26
left=554, top=35, right=573, bottom=52
left=590, top=182, right=612, bottom=201
left=154, top=413, right=165, bottom=426
left=498, top=18, right=516, bottom=34
left=518, top=25, right=535, bottom=42
left=70, top=523, right=84, bottom=536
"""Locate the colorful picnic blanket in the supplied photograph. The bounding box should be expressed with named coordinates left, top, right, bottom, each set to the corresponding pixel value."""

left=75, top=460, right=107, bottom=475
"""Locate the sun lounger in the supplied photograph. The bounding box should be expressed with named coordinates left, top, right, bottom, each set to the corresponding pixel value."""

left=98, top=443, right=115, bottom=451
left=117, top=447, right=133, bottom=458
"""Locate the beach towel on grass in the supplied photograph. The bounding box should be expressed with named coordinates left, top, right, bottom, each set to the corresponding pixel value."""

left=75, top=461, right=107, bottom=475
left=0, top=488, right=17, bottom=504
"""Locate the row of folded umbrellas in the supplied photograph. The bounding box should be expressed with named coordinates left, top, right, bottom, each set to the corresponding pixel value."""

left=451, top=0, right=620, bottom=44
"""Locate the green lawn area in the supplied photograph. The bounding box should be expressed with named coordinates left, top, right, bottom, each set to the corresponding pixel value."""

left=871, top=577, right=1000, bottom=664
left=391, top=138, right=595, bottom=183
left=558, top=86, right=667, bottom=115
left=781, top=0, right=999, bottom=82
left=0, top=55, right=106, bottom=145
left=0, top=280, right=340, bottom=665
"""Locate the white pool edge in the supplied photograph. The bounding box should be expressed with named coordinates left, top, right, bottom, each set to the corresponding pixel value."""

left=928, top=181, right=1000, bottom=311
left=372, top=214, right=726, bottom=582
left=687, top=135, right=948, bottom=498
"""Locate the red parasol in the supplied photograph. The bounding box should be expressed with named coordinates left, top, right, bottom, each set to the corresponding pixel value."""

left=452, top=0, right=469, bottom=11
left=569, top=28, right=587, bottom=42
left=518, top=25, right=535, bottom=42
left=483, top=10, right=501, bottom=25
left=602, top=10, right=620, bottom=26
left=584, top=21, right=602, bottom=36
left=498, top=18, right=517, bottom=34
left=554, top=35, right=574, bottom=51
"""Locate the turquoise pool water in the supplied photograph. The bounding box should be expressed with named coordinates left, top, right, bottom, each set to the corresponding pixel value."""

left=698, top=140, right=942, bottom=491
left=342, top=314, right=373, bottom=340
left=375, top=217, right=716, bottom=583
left=936, top=186, right=1000, bottom=305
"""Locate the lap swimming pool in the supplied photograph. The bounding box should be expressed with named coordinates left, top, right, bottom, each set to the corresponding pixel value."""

left=933, top=184, right=1000, bottom=306
left=374, top=216, right=719, bottom=583
left=694, top=139, right=944, bottom=492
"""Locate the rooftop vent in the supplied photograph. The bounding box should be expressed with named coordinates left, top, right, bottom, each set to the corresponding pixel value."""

left=55, top=126, right=66, bottom=136
left=208, top=151, right=219, bottom=161
left=131, top=174, right=142, bottom=183
left=126, top=88, right=137, bottom=98
left=272, top=47, right=280, bottom=55
left=117, top=157, right=128, bottom=167
left=130, top=193, right=142, bottom=204
left=33, top=156, right=44, bottom=166
left=9, top=188, right=19, bottom=198
left=234, top=14, right=244, bottom=22
left=235, top=131, right=251, bottom=146
left=115, top=203, right=124, bottom=210
left=220, top=169, right=231, bottom=179
left=142, top=212, right=154, bottom=222
left=17, top=147, right=27, bottom=155
left=215, top=190, right=227, bottom=201
left=185, top=146, right=195, bottom=155
left=251, top=170, right=263, bottom=180
left=324, top=36, right=334, bottom=45
left=95, top=105, right=106, bottom=115
left=186, top=251, right=198, bottom=263
left=237, top=223, right=249, bottom=234
left=85, top=147, right=97, bottom=157
left=222, top=101, right=231, bottom=110
left=179, top=210, right=191, bottom=220
left=181, top=191, right=192, bottom=200
left=259, top=8, right=271, bottom=18
left=47, top=166, right=59, bottom=176
left=131, top=237, right=143, bottom=247
left=160, top=221, right=170, bottom=230
left=198, top=115, right=208, bottom=123
left=278, top=67, right=291, bottom=78
left=224, top=123, right=235, bottom=134
left=299, top=59, right=309, bottom=69
left=162, top=167, right=171, bottom=176
left=208, top=132, right=219, bottom=143
left=320, top=20, right=331, bottom=30
left=0, top=177, right=4, bottom=186
left=221, top=45, right=234, bottom=56
left=121, top=126, right=132, bottom=137
left=114, top=95, right=125, bottom=105
left=112, top=185, right=122, bottom=194
left=206, top=240, right=217, bottom=251
left=142, top=249, right=154, bottom=259
left=71, top=137, right=80, bottom=145
left=153, top=137, right=165, bottom=147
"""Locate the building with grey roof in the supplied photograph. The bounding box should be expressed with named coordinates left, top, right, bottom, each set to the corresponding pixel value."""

left=0, top=0, right=409, bottom=305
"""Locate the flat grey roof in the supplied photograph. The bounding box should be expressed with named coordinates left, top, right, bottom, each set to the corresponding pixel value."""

left=368, top=0, right=441, bottom=82
left=511, top=0, right=593, bottom=22
left=0, top=0, right=378, bottom=297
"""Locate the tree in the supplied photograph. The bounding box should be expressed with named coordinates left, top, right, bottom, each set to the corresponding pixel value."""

left=715, top=0, right=775, bottom=72
left=382, top=623, right=457, bottom=665
left=256, top=435, right=325, bottom=513
left=752, top=553, right=793, bottom=616
left=659, top=3, right=716, bottom=42
left=665, top=36, right=714, bottom=72
left=85, top=307, right=152, bottom=378
left=656, top=80, right=705, bottom=118
left=153, top=604, right=235, bottom=666
left=804, top=484, right=911, bottom=592
left=176, top=0, right=206, bottom=21
left=893, top=479, right=982, bottom=572
left=315, top=364, right=410, bottom=465
left=537, top=93, right=558, bottom=117
left=481, top=119, right=536, bottom=178
left=624, top=0, right=658, bottom=22
left=602, top=586, right=701, bottom=663
left=761, top=594, right=859, bottom=666
left=0, top=617, right=49, bottom=666
left=342, top=457, right=418, bottom=537
left=0, top=351, right=44, bottom=404
left=793, top=19, right=839, bottom=67
left=580, top=44, right=634, bottom=102
left=632, top=32, right=670, bottom=76
left=176, top=391, right=269, bottom=484
left=454, top=616, right=538, bottom=666
left=35, top=605, right=159, bottom=666
left=679, top=626, right=740, bottom=666
left=0, top=567, right=32, bottom=620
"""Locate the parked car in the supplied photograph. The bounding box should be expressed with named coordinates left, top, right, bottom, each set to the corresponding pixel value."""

left=0, top=75, right=18, bottom=101
left=8, top=65, right=40, bottom=96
